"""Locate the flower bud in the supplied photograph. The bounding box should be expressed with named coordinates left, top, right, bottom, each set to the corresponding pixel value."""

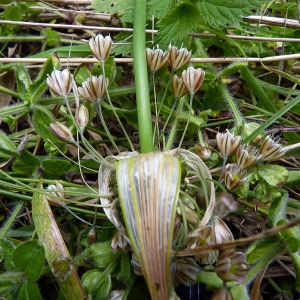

left=215, top=248, right=250, bottom=283
left=87, top=228, right=97, bottom=245
left=182, top=67, right=205, bottom=93
left=46, top=181, right=65, bottom=206
left=212, top=218, right=234, bottom=244
left=50, top=121, right=74, bottom=143
left=172, top=75, right=188, bottom=98
left=109, top=290, right=125, bottom=300
left=47, top=69, right=73, bottom=96
left=259, top=136, right=285, bottom=161
left=216, top=130, right=242, bottom=157
left=146, top=47, right=170, bottom=72
left=236, top=144, right=261, bottom=170
left=111, top=231, right=130, bottom=252
left=224, top=164, right=247, bottom=190
left=194, top=142, right=212, bottom=161
left=169, top=45, right=192, bottom=70
left=76, top=105, right=89, bottom=130
left=89, top=34, right=112, bottom=61
left=214, top=192, right=237, bottom=218
left=171, top=258, right=199, bottom=286
left=78, top=75, right=108, bottom=103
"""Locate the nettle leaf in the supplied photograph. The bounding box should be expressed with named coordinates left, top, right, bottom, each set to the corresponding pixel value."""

left=195, top=0, right=260, bottom=29
left=257, top=164, right=289, bottom=187
left=13, top=240, right=45, bottom=282
left=155, top=2, right=199, bottom=48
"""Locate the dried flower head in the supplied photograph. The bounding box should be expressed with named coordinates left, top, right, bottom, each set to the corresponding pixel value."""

left=76, top=105, right=89, bottom=130
left=216, top=130, right=242, bottom=157
left=171, top=258, right=199, bottom=286
left=224, top=163, right=247, bottom=190
left=50, top=121, right=74, bottom=143
left=78, top=75, right=109, bottom=103
left=89, top=34, right=112, bottom=62
left=236, top=144, right=261, bottom=170
left=259, top=136, right=285, bottom=161
left=215, top=248, right=250, bottom=283
left=146, top=47, right=170, bottom=72
left=172, top=74, right=188, bottom=98
left=47, top=69, right=73, bottom=96
left=182, top=67, right=205, bottom=93
left=169, top=45, right=192, bottom=70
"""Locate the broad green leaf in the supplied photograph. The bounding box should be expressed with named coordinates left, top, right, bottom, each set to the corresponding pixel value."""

left=246, top=235, right=281, bottom=264
left=268, top=190, right=288, bottom=227
left=117, top=152, right=181, bottom=299
left=230, top=285, right=249, bottom=300
left=155, top=2, right=199, bottom=48
left=277, top=219, right=300, bottom=253
left=13, top=240, right=45, bottom=282
left=286, top=171, right=300, bottom=187
left=0, top=238, right=17, bottom=271
left=196, top=0, right=260, bottom=29
left=41, top=159, right=72, bottom=177
left=81, top=270, right=112, bottom=299
left=18, top=281, right=42, bottom=300
left=44, top=27, right=61, bottom=47
left=0, top=131, right=18, bottom=156
left=257, top=164, right=288, bottom=187
left=15, top=63, right=31, bottom=102
left=12, top=150, right=40, bottom=175
left=89, top=242, right=119, bottom=269
left=114, top=253, right=131, bottom=283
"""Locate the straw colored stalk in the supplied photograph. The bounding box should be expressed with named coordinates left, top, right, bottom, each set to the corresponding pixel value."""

left=116, top=152, right=181, bottom=300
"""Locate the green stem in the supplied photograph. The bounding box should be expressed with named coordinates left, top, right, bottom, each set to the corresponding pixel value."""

left=133, top=0, right=154, bottom=153
left=219, top=83, right=244, bottom=128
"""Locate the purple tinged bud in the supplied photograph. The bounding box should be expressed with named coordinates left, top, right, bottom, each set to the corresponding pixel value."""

left=89, top=34, right=112, bottom=62
left=182, top=67, right=205, bottom=93
left=146, top=47, right=170, bottom=72
left=50, top=121, right=73, bottom=142
left=172, top=75, right=188, bottom=98
left=169, top=45, right=192, bottom=70
left=76, top=105, right=89, bottom=130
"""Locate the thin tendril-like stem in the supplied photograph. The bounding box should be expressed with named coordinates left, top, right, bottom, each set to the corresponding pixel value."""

left=101, top=61, right=134, bottom=151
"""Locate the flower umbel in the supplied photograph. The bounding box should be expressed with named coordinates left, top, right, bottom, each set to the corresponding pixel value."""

left=146, top=47, right=170, bottom=72
left=182, top=67, right=205, bottom=93
left=89, top=34, right=112, bottom=62
left=224, top=163, right=247, bottom=190
left=259, top=136, right=285, bottom=161
left=236, top=144, right=261, bottom=170
left=169, top=45, right=192, bottom=70
left=172, top=75, right=188, bottom=98
left=78, top=75, right=109, bottom=103
left=216, top=130, right=242, bottom=157
left=215, top=248, right=250, bottom=283
left=47, top=69, right=72, bottom=96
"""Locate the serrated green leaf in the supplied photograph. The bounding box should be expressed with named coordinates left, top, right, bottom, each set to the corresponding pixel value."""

left=277, top=219, right=300, bottom=253
left=257, top=164, right=288, bottom=187
left=12, top=150, right=40, bottom=175
left=18, top=281, right=42, bottom=300
left=195, top=0, right=260, bottom=29
left=89, top=242, right=119, bottom=268
left=13, top=240, right=45, bottom=282
left=155, top=2, right=199, bottom=48
left=0, top=130, right=18, bottom=156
